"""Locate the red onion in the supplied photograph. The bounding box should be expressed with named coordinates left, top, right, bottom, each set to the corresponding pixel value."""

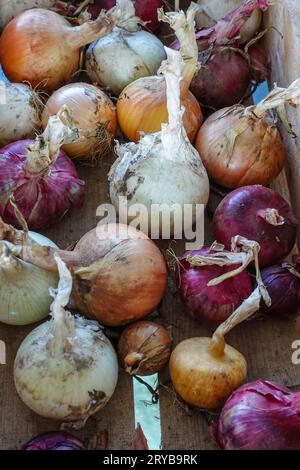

left=177, top=247, right=252, bottom=324
left=213, top=380, right=300, bottom=450
left=0, top=109, right=85, bottom=230
left=260, top=261, right=300, bottom=318
left=23, top=432, right=85, bottom=450
left=88, top=0, right=162, bottom=31
left=213, top=185, right=298, bottom=267
left=248, top=39, right=270, bottom=83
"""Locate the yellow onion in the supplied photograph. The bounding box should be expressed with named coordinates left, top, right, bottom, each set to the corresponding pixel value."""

left=118, top=320, right=172, bottom=375
left=0, top=3, right=133, bottom=92
left=116, top=5, right=203, bottom=143
left=42, top=83, right=117, bottom=161
left=9, top=223, right=168, bottom=326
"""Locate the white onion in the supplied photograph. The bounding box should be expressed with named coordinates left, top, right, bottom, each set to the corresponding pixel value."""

left=0, top=0, right=55, bottom=29
left=85, top=0, right=166, bottom=95
left=14, top=255, right=118, bottom=426
left=0, top=82, right=42, bottom=147
left=109, top=48, right=209, bottom=236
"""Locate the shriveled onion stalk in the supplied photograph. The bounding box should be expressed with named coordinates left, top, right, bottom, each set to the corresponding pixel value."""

left=195, top=79, right=300, bottom=189
left=0, top=106, right=85, bottom=230
left=0, top=1, right=136, bottom=92
left=42, top=83, right=117, bottom=161
left=170, top=237, right=270, bottom=409
left=86, top=0, right=166, bottom=96
left=14, top=255, right=119, bottom=427
left=0, top=0, right=55, bottom=30
left=118, top=320, right=172, bottom=375
left=5, top=223, right=168, bottom=326
left=110, top=48, right=209, bottom=236
left=116, top=4, right=203, bottom=142
left=0, top=82, right=42, bottom=147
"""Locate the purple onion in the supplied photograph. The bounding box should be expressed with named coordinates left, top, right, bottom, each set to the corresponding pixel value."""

left=22, top=432, right=85, bottom=450
left=177, top=247, right=252, bottom=324
left=213, top=380, right=300, bottom=450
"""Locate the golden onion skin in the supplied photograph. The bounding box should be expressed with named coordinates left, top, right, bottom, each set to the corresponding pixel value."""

left=170, top=337, right=247, bottom=409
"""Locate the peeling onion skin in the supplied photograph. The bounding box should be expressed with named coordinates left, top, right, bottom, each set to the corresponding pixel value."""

left=213, top=185, right=298, bottom=267
left=169, top=337, right=247, bottom=410
left=195, top=106, right=286, bottom=188
left=118, top=320, right=172, bottom=375
left=177, top=248, right=252, bottom=324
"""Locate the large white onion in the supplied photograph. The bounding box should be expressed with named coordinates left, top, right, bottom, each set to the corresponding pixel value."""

left=0, top=0, right=55, bottom=29
left=85, top=0, right=166, bottom=95
left=0, top=82, right=42, bottom=146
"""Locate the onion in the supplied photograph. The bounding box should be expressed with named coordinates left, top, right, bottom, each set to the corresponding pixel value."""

left=260, top=261, right=300, bottom=319
left=89, top=0, right=163, bottom=31
left=118, top=320, right=171, bottom=375
left=0, top=2, right=133, bottom=92
left=86, top=0, right=166, bottom=96
left=42, top=83, right=117, bottom=161
left=11, top=223, right=168, bottom=326
left=213, top=380, right=300, bottom=450
left=0, top=107, right=85, bottom=230
left=213, top=185, right=298, bottom=267
left=194, top=77, right=300, bottom=188
left=14, top=255, right=119, bottom=427
left=23, top=431, right=85, bottom=450
left=248, top=39, right=270, bottom=83
left=177, top=245, right=252, bottom=325
left=117, top=5, right=203, bottom=143
left=0, top=82, right=42, bottom=147
left=110, top=48, right=209, bottom=236
left=0, top=0, right=55, bottom=30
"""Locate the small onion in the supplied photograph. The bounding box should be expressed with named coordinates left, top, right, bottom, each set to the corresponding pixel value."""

left=118, top=320, right=172, bottom=375
left=0, top=4, right=130, bottom=92
left=213, top=380, right=300, bottom=450
left=13, top=223, right=168, bottom=326
left=86, top=0, right=166, bottom=96
left=213, top=185, right=298, bottom=267
left=117, top=5, right=203, bottom=143
left=23, top=431, right=85, bottom=450
left=0, top=82, right=42, bottom=147
left=42, top=83, right=117, bottom=161
left=14, top=255, right=119, bottom=426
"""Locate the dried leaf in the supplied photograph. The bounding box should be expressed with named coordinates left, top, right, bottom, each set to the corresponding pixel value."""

left=132, top=423, right=149, bottom=450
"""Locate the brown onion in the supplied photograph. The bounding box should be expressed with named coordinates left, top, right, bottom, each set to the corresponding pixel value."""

left=6, top=223, right=168, bottom=326
left=118, top=320, right=171, bottom=375
left=42, top=83, right=117, bottom=161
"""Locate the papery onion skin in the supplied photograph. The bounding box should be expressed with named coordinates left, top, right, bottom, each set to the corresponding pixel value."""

left=0, top=140, right=85, bottom=230
left=195, top=106, right=286, bottom=188
left=42, top=83, right=117, bottom=160
left=214, top=380, right=300, bottom=450
left=118, top=320, right=172, bottom=375
left=260, top=263, right=300, bottom=319
left=23, top=432, right=85, bottom=450
left=178, top=248, right=252, bottom=324
left=170, top=337, right=247, bottom=409
left=213, top=186, right=298, bottom=267
left=248, top=39, right=271, bottom=83
left=117, top=76, right=202, bottom=142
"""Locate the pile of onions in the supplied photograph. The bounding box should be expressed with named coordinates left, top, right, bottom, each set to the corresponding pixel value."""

left=10, top=223, right=167, bottom=326
left=14, top=255, right=119, bottom=427
left=110, top=48, right=209, bottom=236
left=170, top=261, right=270, bottom=410
left=0, top=2, right=133, bottom=92
left=0, top=82, right=42, bottom=147
left=177, top=241, right=253, bottom=324
left=116, top=5, right=203, bottom=142
left=0, top=106, right=85, bottom=230
left=86, top=0, right=166, bottom=96
left=213, top=380, right=300, bottom=450
left=213, top=185, right=298, bottom=267
left=194, top=79, right=300, bottom=189
left=0, top=0, right=55, bottom=29
left=88, top=0, right=163, bottom=31
left=118, top=320, right=172, bottom=375
left=42, top=83, right=117, bottom=161
left=171, top=0, right=271, bottom=109
left=23, top=431, right=85, bottom=450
